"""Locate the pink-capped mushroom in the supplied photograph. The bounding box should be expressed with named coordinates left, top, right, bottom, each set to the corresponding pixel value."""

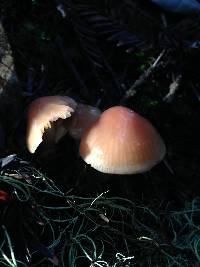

left=26, top=95, right=77, bottom=153
left=79, top=106, right=166, bottom=174
left=68, top=103, right=101, bottom=139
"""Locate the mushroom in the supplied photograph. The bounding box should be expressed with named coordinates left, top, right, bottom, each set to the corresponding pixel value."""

left=26, top=95, right=77, bottom=153
left=79, top=106, right=166, bottom=174
left=68, top=103, right=101, bottom=139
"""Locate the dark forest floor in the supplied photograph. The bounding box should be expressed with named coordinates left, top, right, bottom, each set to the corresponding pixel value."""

left=1, top=1, right=200, bottom=266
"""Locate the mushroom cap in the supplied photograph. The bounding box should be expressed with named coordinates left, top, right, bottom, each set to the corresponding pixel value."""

left=79, top=106, right=166, bottom=174
left=26, top=95, right=77, bottom=153
left=69, top=104, right=101, bottom=139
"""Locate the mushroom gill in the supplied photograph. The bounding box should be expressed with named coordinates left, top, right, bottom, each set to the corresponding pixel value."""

left=26, top=96, right=77, bottom=153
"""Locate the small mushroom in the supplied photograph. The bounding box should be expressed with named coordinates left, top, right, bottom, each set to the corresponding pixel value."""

left=79, top=106, right=166, bottom=174
left=68, top=104, right=101, bottom=139
left=26, top=96, right=77, bottom=153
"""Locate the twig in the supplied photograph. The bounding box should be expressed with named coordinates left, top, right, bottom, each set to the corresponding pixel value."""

left=192, top=83, right=200, bottom=102
left=163, top=74, right=182, bottom=103
left=121, top=50, right=165, bottom=102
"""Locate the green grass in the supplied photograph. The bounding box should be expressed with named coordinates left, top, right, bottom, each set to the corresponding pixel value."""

left=0, top=160, right=200, bottom=266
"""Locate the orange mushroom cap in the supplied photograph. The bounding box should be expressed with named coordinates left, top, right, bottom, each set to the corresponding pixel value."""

left=79, top=106, right=166, bottom=174
left=26, top=96, right=77, bottom=153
